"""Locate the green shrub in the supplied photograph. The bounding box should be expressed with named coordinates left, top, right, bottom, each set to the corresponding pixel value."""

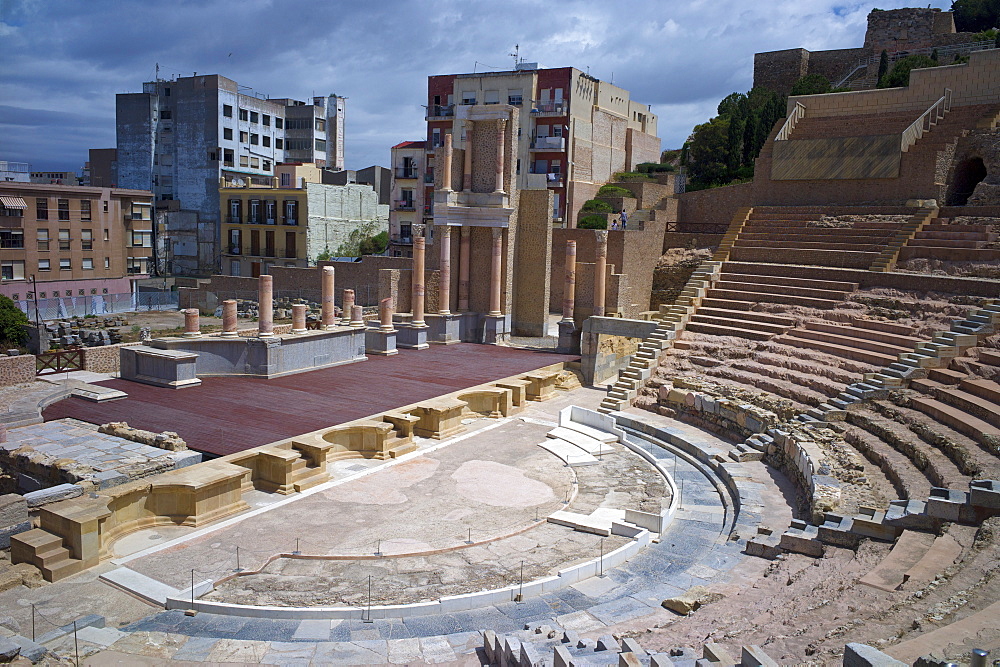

left=596, top=185, right=633, bottom=199
left=878, top=55, right=939, bottom=88
left=636, top=162, right=676, bottom=173
left=578, top=215, right=608, bottom=229
left=613, top=171, right=654, bottom=182
left=581, top=199, right=613, bottom=213
left=0, top=296, right=28, bottom=346
left=790, top=74, right=832, bottom=96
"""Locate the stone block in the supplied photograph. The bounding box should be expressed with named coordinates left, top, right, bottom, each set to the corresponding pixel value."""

left=843, top=643, right=907, bottom=667
left=169, top=450, right=203, bottom=469
left=553, top=646, right=573, bottom=667
left=23, top=483, right=84, bottom=508
left=619, top=652, right=643, bottom=667
left=0, top=638, right=20, bottom=662
left=661, top=585, right=711, bottom=615
left=0, top=494, right=28, bottom=528
left=92, top=470, right=129, bottom=490
left=702, top=642, right=735, bottom=664
left=6, top=635, right=45, bottom=663
left=650, top=655, right=676, bottom=667
left=0, top=521, right=31, bottom=549
left=621, top=638, right=646, bottom=655
left=596, top=635, right=619, bottom=651
left=970, top=480, right=1000, bottom=509
left=741, top=645, right=779, bottom=667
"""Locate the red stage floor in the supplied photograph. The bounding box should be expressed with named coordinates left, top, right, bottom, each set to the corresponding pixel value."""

left=43, top=344, right=575, bottom=457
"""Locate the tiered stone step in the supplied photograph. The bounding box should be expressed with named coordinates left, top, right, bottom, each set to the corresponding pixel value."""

left=899, top=219, right=1000, bottom=262
left=912, top=376, right=1000, bottom=430
left=10, top=529, right=85, bottom=582
left=909, top=396, right=1000, bottom=450
left=778, top=319, right=919, bottom=367
left=788, top=110, right=918, bottom=140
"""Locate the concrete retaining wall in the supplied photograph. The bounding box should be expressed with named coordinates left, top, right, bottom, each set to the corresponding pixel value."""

left=0, top=354, right=35, bottom=388
left=580, top=317, right=658, bottom=385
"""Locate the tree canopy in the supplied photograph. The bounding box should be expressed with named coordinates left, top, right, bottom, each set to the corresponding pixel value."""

left=951, top=0, right=1000, bottom=32
left=0, top=296, right=28, bottom=347
left=878, top=55, right=940, bottom=88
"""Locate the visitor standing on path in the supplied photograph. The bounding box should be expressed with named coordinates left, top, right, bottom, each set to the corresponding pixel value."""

left=620, top=208, right=628, bottom=230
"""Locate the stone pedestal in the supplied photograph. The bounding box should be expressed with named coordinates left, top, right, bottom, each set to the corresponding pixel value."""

left=482, top=314, right=510, bottom=345
left=365, top=326, right=398, bottom=356
left=121, top=346, right=202, bottom=389
left=426, top=313, right=461, bottom=345
left=397, top=324, right=429, bottom=350
left=350, top=305, right=364, bottom=327
left=291, top=304, right=307, bottom=334
left=220, top=300, right=238, bottom=337
left=258, top=274, right=274, bottom=338
left=557, top=319, right=581, bottom=354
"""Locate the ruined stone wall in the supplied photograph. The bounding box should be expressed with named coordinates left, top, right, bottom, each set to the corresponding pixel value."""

left=0, top=355, right=35, bottom=388
left=513, top=190, right=553, bottom=336
left=753, top=48, right=810, bottom=96
left=81, top=342, right=142, bottom=375
left=864, top=8, right=956, bottom=54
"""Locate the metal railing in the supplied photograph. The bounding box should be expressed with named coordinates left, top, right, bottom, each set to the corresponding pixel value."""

left=394, top=200, right=415, bottom=211
left=395, top=168, right=418, bottom=179
left=391, top=234, right=413, bottom=245
left=531, top=101, right=566, bottom=114
left=834, top=39, right=996, bottom=88
left=426, top=104, right=454, bottom=117
left=530, top=136, right=566, bottom=150
left=775, top=102, right=806, bottom=141
left=901, top=88, right=952, bottom=153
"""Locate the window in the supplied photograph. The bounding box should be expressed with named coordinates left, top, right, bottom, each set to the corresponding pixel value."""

left=0, top=230, right=23, bottom=248
left=275, top=117, right=283, bottom=129
left=239, top=108, right=248, bottom=121
left=82, top=258, right=94, bottom=270
left=127, top=258, right=148, bottom=275
left=240, top=131, right=249, bottom=143
left=58, top=229, right=70, bottom=251
left=248, top=199, right=261, bottom=223
left=250, top=157, right=259, bottom=169
left=461, top=92, right=476, bottom=105
left=250, top=133, right=259, bottom=145
left=104, top=257, right=110, bottom=269
left=36, top=198, right=47, bottom=220
left=250, top=111, right=258, bottom=123
left=284, top=138, right=310, bottom=151
left=224, top=128, right=233, bottom=140
left=160, top=109, right=171, bottom=120
left=484, top=89, right=499, bottom=104
left=262, top=114, right=270, bottom=126
left=262, top=160, right=271, bottom=172
left=1, top=260, right=25, bottom=280
left=38, top=259, right=50, bottom=271
left=230, top=260, right=241, bottom=276
left=58, top=199, right=69, bottom=220
left=103, top=229, right=109, bottom=241
left=508, top=89, right=523, bottom=105
left=275, top=138, right=283, bottom=149
left=80, top=200, right=91, bottom=221
left=37, top=229, right=49, bottom=251
left=314, top=139, right=326, bottom=152
left=280, top=172, right=291, bottom=187
left=223, top=104, right=233, bottom=117
left=283, top=199, right=298, bottom=224
left=163, top=87, right=170, bottom=96
left=264, top=199, right=277, bottom=223
left=262, top=135, right=270, bottom=147
left=224, top=149, right=234, bottom=166
left=131, top=230, right=152, bottom=247
left=59, top=258, right=71, bottom=270
left=229, top=199, right=242, bottom=222
left=240, top=155, right=249, bottom=167
left=285, top=118, right=310, bottom=130
left=81, top=229, right=93, bottom=250
left=432, top=128, right=441, bottom=148
left=315, top=118, right=325, bottom=132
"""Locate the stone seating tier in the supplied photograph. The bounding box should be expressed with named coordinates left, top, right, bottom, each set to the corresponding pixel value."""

left=899, top=218, right=1000, bottom=263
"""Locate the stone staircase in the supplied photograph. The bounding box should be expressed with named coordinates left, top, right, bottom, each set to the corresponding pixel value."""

left=898, top=217, right=1000, bottom=263
left=869, top=207, right=938, bottom=271
left=10, top=529, right=86, bottom=582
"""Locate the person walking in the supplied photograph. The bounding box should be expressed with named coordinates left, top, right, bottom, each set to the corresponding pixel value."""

left=620, top=208, right=628, bottom=230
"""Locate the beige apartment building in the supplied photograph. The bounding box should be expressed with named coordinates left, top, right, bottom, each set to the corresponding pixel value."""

left=0, top=182, right=153, bottom=304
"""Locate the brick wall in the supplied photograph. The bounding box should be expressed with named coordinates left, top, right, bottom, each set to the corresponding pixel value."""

left=625, top=128, right=662, bottom=171
left=0, top=355, right=35, bottom=387
left=677, top=182, right=754, bottom=231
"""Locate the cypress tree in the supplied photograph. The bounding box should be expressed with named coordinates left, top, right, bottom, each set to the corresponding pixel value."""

left=877, top=50, right=889, bottom=85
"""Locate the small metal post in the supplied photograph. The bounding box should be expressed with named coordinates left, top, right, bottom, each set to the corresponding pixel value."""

left=376, top=539, right=381, bottom=556
left=363, top=575, right=373, bottom=623
left=235, top=546, right=241, bottom=572
left=31, top=604, right=35, bottom=641
left=518, top=560, right=524, bottom=602
left=600, top=538, right=604, bottom=577
left=680, top=478, right=684, bottom=509
left=294, top=538, right=300, bottom=555
left=73, top=620, right=79, bottom=667
left=191, top=569, right=195, bottom=608
left=467, top=528, right=472, bottom=544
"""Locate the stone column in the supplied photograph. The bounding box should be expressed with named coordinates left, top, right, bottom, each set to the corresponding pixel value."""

left=489, top=227, right=503, bottom=316
left=350, top=305, right=364, bottom=327
left=183, top=309, right=201, bottom=338
left=220, top=299, right=238, bottom=337
left=494, top=119, right=506, bottom=194
left=291, top=304, right=307, bottom=334
left=321, top=266, right=336, bottom=329
left=442, top=133, right=453, bottom=191
left=562, top=240, right=577, bottom=322
left=593, top=231, right=608, bottom=317
left=438, top=226, right=451, bottom=315
left=258, top=274, right=274, bottom=338
left=341, top=289, right=355, bottom=325
left=379, top=297, right=394, bottom=332
left=463, top=121, right=473, bottom=192
left=458, top=226, right=471, bottom=311
left=411, top=236, right=427, bottom=326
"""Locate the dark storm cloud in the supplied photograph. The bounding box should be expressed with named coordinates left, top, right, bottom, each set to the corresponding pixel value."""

left=0, top=0, right=949, bottom=172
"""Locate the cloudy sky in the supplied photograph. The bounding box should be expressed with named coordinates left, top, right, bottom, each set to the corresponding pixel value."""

left=1, top=0, right=949, bottom=173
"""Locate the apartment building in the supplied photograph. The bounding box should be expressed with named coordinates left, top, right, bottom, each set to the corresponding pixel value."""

left=419, top=64, right=659, bottom=227
left=30, top=171, right=80, bottom=185
left=116, top=74, right=346, bottom=275
left=388, top=141, right=430, bottom=257
left=0, top=161, right=30, bottom=183
left=83, top=148, right=118, bottom=188
left=220, top=163, right=387, bottom=277
left=0, top=182, right=154, bottom=303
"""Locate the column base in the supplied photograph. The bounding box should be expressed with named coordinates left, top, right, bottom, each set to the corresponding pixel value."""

left=557, top=320, right=581, bottom=354
left=396, top=324, right=429, bottom=350
left=482, top=314, right=510, bottom=345
left=426, top=313, right=462, bottom=345
left=219, top=331, right=239, bottom=338
left=365, top=327, right=398, bottom=356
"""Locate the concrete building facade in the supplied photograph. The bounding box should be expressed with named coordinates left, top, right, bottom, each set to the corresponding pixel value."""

left=116, top=74, right=346, bottom=277
left=421, top=64, right=659, bottom=228
left=388, top=141, right=429, bottom=257
left=0, top=182, right=154, bottom=302
left=220, top=164, right=387, bottom=277
left=0, top=161, right=30, bottom=183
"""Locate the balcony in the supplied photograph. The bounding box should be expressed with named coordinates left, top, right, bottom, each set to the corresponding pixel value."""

left=508, top=96, right=523, bottom=106
left=394, top=200, right=416, bottom=211
left=226, top=216, right=242, bottom=224
left=391, top=234, right=413, bottom=245
left=424, top=172, right=434, bottom=184
left=528, top=169, right=563, bottom=187
left=426, top=104, right=455, bottom=119
left=395, top=168, right=419, bottom=179
left=529, top=136, right=566, bottom=151
left=228, top=245, right=242, bottom=255
left=283, top=218, right=298, bottom=226
left=531, top=101, right=566, bottom=115
left=423, top=205, right=433, bottom=216
left=0, top=239, right=25, bottom=249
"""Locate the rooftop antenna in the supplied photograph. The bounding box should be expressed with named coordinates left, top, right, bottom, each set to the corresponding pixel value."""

left=509, top=43, right=521, bottom=68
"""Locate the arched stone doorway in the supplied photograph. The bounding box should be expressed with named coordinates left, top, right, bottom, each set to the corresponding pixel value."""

left=947, top=157, right=987, bottom=206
